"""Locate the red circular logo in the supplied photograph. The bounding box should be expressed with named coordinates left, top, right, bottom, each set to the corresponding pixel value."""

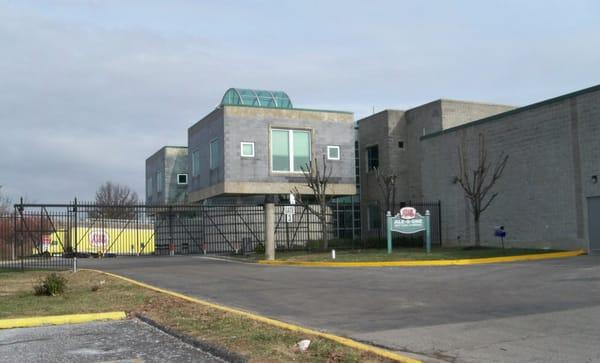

left=400, top=207, right=417, bottom=220
left=89, top=230, right=109, bottom=247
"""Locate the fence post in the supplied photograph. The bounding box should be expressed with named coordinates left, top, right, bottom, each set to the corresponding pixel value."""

left=73, top=198, right=78, bottom=273
left=438, top=200, right=442, bottom=246
left=264, top=197, right=275, bottom=261
left=425, top=210, right=431, bottom=254
left=168, top=206, right=174, bottom=255
left=11, top=209, right=16, bottom=261
left=19, top=198, right=24, bottom=271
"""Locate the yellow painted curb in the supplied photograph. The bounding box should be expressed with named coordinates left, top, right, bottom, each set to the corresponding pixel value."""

left=83, top=269, right=420, bottom=363
left=0, top=311, right=126, bottom=329
left=258, top=249, right=586, bottom=267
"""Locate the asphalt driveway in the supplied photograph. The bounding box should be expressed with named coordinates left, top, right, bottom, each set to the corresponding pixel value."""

left=80, top=255, right=600, bottom=363
left=0, top=319, right=223, bottom=363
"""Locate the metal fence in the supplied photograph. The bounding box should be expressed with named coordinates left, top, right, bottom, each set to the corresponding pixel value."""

left=0, top=201, right=339, bottom=270
left=0, top=199, right=439, bottom=271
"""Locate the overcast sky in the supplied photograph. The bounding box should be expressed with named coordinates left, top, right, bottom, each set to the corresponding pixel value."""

left=1, top=0, right=599, bottom=203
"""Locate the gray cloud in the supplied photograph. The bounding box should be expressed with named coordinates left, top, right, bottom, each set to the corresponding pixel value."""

left=1, top=1, right=599, bottom=203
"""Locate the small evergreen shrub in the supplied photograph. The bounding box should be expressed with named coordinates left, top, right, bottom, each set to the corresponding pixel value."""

left=34, top=273, right=67, bottom=296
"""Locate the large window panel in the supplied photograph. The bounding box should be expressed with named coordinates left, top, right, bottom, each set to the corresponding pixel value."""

left=272, top=130, right=290, bottom=171
left=293, top=130, right=311, bottom=171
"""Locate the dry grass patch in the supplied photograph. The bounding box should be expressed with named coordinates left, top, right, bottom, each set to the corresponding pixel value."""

left=0, top=270, right=394, bottom=363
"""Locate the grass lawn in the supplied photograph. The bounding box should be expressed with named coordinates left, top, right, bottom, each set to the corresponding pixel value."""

left=241, top=247, right=559, bottom=262
left=0, top=270, right=392, bottom=363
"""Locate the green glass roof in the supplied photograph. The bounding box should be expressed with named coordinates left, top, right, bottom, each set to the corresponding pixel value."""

left=220, top=88, right=293, bottom=109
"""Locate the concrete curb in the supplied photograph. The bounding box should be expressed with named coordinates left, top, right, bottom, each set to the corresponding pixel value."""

left=0, top=311, right=126, bottom=329
left=136, top=314, right=247, bottom=363
left=83, top=268, right=420, bottom=363
left=257, top=249, right=586, bottom=267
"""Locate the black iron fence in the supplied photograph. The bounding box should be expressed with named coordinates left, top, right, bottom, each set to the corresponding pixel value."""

left=0, top=199, right=440, bottom=271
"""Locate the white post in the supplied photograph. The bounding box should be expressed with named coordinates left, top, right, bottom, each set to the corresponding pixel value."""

left=331, top=249, right=336, bottom=260
left=265, top=199, right=275, bottom=261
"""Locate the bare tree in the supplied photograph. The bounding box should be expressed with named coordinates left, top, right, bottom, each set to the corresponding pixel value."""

left=374, top=167, right=397, bottom=216
left=90, top=181, right=139, bottom=220
left=456, top=134, right=509, bottom=246
left=291, top=155, right=332, bottom=250
left=0, top=186, right=12, bottom=214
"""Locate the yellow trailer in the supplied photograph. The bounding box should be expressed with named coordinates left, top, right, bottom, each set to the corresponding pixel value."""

left=38, top=223, right=155, bottom=255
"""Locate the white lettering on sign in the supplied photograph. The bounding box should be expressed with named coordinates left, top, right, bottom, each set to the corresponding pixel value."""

left=400, top=207, right=417, bottom=220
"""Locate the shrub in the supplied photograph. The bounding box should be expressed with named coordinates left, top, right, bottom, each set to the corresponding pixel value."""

left=34, top=273, right=67, bottom=296
left=254, top=243, right=265, bottom=254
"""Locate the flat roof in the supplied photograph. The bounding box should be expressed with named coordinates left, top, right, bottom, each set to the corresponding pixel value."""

left=421, top=83, right=600, bottom=140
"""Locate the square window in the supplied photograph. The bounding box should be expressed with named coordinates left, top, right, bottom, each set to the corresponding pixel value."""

left=327, top=145, right=340, bottom=160
left=240, top=142, right=255, bottom=157
left=177, top=174, right=188, bottom=185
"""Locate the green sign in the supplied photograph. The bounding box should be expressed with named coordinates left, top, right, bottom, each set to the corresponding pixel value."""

left=387, top=207, right=431, bottom=254
left=391, top=217, right=425, bottom=234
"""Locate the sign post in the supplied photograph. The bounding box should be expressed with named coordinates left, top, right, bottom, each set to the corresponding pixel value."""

left=387, top=207, right=431, bottom=254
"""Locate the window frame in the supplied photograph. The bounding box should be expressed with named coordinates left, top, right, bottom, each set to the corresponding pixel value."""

left=177, top=173, right=188, bottom=185
left=156, top=171, right=164, bottom=193
left=146, top=177, right=153, bottom=197
left=191, top=150, right=200, bottom=177
left=368, top=204, right=381, bottom=230
left=270, top=128, right=311, bottom=173
left=327, top=145, right=341, bottom=160
left=240, top=142, right=255, bottom=158
left=366, top=144, right=379, bottom=171
left=209, top=138, right=219, bottom=170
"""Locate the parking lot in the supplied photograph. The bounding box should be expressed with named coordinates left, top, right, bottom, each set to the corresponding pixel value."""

left=0, top=319, right=223, bottom=363
left=81, top=255, right=600, bottom=363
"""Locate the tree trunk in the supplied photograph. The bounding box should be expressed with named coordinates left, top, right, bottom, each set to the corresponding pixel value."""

left=321, top=202, right=329, bottom=250
left=474, top=215, right=481, bottom=247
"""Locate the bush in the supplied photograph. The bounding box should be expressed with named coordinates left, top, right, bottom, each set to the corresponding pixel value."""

left=34, top=273, right=67, bottom=296
left=254, top=243, right=265, bottom=254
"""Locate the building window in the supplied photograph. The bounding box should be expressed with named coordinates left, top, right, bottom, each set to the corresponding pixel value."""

left=146, top=177, right=153, bottom=197
left=156, top=171, right=164, bottom=192
left=398, top=141, right=404, bottom=149
left=192, top=150, right=200, bottom=176
left=366, top=145, right=379, bottom=171
left=177, top=174, right=188, bottom=185
left=271, top=129, right=311, bottom=172
left=209, top=139, right=219, bottom=170
left=240, top=142, right=255, bottom=157
left=368, top=204, right=381, bottom=230
left=327, top=145, right=340, bottom=160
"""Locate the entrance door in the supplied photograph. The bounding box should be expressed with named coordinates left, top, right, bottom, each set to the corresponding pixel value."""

left=588, top=197, right=600, bottom=253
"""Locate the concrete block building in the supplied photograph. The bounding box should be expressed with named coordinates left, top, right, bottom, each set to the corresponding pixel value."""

left=147, top=84, right=600, bottom=252
left=358, top=84, right=600, bottom=252
left=358, top=100, right=514, bottom=237
left=145, top=146, right=188, bottom=204
left=421, top=85, right=600, bottom=251
left=147, top=88, right=356, bottom=205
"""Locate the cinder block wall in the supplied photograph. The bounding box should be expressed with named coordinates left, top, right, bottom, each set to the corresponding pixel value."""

left=421, top=86, right=600, bottom=250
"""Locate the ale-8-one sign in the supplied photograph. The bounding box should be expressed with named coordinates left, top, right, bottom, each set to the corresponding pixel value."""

left=391, top=216, right=425, bottom=234
left=400, top=207, right=417, bottom=219
left=89, top=230, right=110, bottom=247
